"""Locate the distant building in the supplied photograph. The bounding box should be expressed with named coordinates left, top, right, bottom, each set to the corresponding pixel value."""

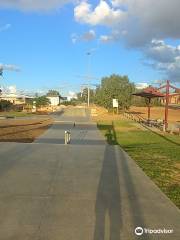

left=47, top=96, right=60, bottom=106
left=60, top=97, right=67, bottom=103
left=169, top=94, right=180, bottom=104
left=161, top=89, right=180, bottom=105
left=0, top=93, right=33, bottom=105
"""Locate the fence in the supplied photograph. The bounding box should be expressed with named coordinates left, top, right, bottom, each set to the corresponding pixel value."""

left=123, top=112, right=164, bottom=130
left=123, top=112, right=180, bottom=135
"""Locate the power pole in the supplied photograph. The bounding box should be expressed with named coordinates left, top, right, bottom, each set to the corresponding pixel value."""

left=87, top=52, right=91, bottom=107
left=76, top=50, right=99, bottom=106
left=164, top=80, right=170, bottom=131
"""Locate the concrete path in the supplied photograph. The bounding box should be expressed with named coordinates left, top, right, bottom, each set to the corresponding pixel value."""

left=0, top=108, right=179, bottom=240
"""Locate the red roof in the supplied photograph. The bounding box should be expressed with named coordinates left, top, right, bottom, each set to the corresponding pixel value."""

left=133, top=86, right=165, bottom=98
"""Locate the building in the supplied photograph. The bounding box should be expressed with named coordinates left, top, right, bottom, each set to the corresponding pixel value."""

left=169, top=94, right=180, bottom=104
left=161, top=89, right=180, bottom=105
left=47, top=96, right=60, bottom=106
left=0, top=93, right=33, bottom=105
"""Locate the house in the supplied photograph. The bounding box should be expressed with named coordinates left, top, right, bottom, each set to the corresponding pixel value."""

left=169, top=94, right=180, bottom=104
left=161, top=89, right=180, bottom=105
left=47, top=96, right=60, bottom=106
left=0, top=93, right=33, bottom=105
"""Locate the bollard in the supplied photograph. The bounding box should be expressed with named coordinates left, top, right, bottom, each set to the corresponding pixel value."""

left=65, top=131, right=67, bottom=144
left=68, top=131, right=71, bottom=143
left=65, top=131, right=71, bottom=144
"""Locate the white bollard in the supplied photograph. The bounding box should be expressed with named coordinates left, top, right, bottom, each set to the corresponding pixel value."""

left=65, top=131, right=71, bottom=144
left=65, top=131, right=67, bottom=144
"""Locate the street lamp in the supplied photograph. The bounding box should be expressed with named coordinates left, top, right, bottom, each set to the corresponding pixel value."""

left=0, top=68, right=3, bottom=95
left=86, top=51, right=92, bottom=107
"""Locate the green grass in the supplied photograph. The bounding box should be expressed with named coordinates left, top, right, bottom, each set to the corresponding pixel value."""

left=0, top=111, right=34, bottom=117
left=97, top=119, right=180, bottom=208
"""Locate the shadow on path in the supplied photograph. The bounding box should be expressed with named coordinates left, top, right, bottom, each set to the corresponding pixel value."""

left=95, top=122, right=151, bottom=239
left=94, top=145, right=121, bottom=240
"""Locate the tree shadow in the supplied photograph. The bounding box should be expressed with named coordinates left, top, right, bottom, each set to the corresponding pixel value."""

left=142, top=124, right=180, bottom=147
left=94, top=145, right=122, bottom=240
left=102, top=117, right=180, bottom=147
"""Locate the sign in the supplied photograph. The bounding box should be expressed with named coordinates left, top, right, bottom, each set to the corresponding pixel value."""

left=113, top=99, right=118, bottom=108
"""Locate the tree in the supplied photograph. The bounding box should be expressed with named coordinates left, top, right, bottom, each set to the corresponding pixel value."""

left=34, top=96, right=50, bottom=107
left=94, top=74, right=135, bottom=110
left=47, top=90, right=60, bottom=97
left=77, top=88, right=96, bottom=104
left=0, top=100, right=13, bottom=111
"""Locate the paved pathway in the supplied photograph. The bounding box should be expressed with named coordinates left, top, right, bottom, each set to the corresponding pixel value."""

left=0, top=108, right=179, bottom=240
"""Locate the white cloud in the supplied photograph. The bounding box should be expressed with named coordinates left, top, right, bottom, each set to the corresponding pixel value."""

left=100, top=35, right=113, bottom=43
left=74, top=1, right=180, bottom=82
left=74, top=0, right=180, bottom=47
left=71, top=33, right=79, bottom=44
left=67, top=91, right=77, bottom=100
left=99, top=30, right=121, bottom=43
left=145, top=40, right=180, bottom=63
left=135, top=83, right=148, bottom=89
left=0, top=63, right=20, bottom=72
left=8, top=85, right=17, bottom=94
left=0, top=85, right=17, bottom=94
left=81, top=29, right=96, bottom=41
left=74, top=0, right=127, bottom=26
left=71, top=29, right=96, bottom=43
left=144, top=40, right=180, bottom=82
left=0, top=23, right=11, bottom=32
left=0, top=0, right=73, bottom=11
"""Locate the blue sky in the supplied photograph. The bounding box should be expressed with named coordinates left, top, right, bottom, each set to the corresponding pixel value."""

left=0, top=1, right=180, bottom=96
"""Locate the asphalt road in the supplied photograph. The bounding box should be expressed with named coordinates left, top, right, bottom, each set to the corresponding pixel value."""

left=0, top=107, right=180, bottom=240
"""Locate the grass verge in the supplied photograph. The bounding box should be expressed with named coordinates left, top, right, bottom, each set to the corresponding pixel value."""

left=97, top=118, right=180, bottom=208
left=0, top=111, right=35, bottom=117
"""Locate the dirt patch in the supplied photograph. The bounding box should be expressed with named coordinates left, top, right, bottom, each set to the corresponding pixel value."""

left=130, top=106, right=180, bottom=124
left=91, top=106, right=123, bottom=122
left=0, top=118, right=53, bottom=143
left=174, top=163, right=180, bottom=170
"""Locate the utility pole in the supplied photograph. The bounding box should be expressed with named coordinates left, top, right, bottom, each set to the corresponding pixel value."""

left=164, top=80, right=170, bottom=131
left=0, top=69, right=3, bottom=94
left=76, top=50, right=99, bottom=105
left=87, top=51, right=91, bottom=107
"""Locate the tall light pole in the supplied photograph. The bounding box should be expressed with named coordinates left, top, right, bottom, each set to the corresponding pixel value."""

left=76, top=50, right=99, bottom=106
left=87, top=51, right=91, bottom=107
left=0, top=69, right=3, bottom=94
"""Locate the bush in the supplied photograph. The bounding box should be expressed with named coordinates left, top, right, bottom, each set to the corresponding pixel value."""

left=0, top=100, right=13, bottom=111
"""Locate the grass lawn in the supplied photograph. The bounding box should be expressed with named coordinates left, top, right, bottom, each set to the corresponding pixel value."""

left=97, top=118, right=180, bottom=208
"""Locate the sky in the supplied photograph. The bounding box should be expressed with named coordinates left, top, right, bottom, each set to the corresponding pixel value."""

left=0, top=0, right=180, bottom=96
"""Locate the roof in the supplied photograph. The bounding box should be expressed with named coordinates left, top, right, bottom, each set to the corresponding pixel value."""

left=133, top=86, right=165, bottom=98
left=0, top=94, right=33, bottom=99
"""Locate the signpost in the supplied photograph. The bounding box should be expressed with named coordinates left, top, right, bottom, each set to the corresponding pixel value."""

left=113, top=99, right=119, bottom=114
